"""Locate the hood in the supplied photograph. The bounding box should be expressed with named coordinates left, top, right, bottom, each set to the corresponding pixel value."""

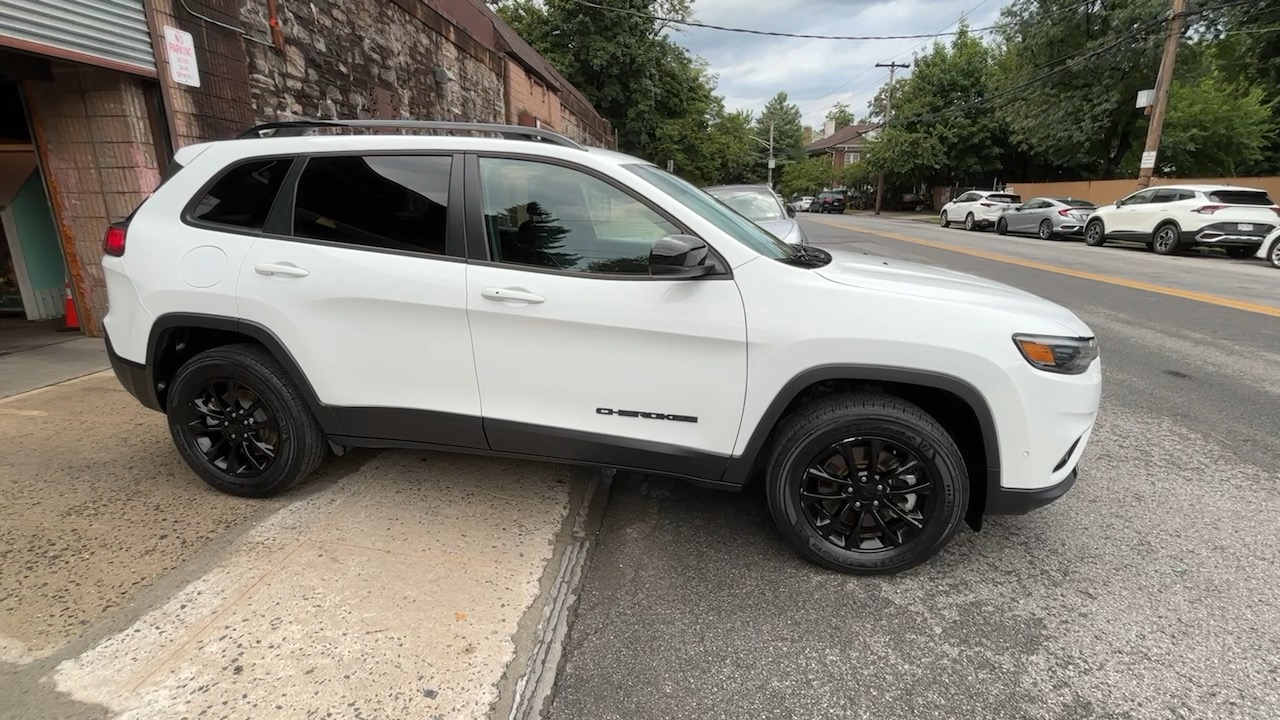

left=814, top=247, right=1092, bottom=336
left=757, top=218, right=805, bottom=244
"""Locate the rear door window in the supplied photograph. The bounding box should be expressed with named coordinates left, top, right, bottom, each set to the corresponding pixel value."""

left=1208, top=190, right=1274, bottom=205
left=291, top=155, right=452, bottom=255
left=189, top=158, right=291, bottom=230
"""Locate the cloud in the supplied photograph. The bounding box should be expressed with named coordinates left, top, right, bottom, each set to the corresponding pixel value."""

left=673, top=0, right=1008, bottom=128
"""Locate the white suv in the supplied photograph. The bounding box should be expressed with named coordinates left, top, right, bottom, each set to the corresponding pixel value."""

left=939, top=190, right=1023, bottom=231
left=103, top=120, right=1101, bottom=575
left=1084, top=184, right=1279, bottom=256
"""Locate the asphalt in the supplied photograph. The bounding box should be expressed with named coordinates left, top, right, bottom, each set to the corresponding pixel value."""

left=548, top=214, right=1280, bottom=720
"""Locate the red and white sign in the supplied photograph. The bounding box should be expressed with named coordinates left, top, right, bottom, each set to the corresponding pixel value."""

left=163, top=26, right=201, bottom=88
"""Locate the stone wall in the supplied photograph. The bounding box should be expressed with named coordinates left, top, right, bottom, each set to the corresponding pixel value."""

left=23, top=64, right=161, bottom=334
left=239, top=0, right=504, bottom=123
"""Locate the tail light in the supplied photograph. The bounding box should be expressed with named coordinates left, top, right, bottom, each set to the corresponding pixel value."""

left=1193, top=205, right=1226, bottom=215
left=1271, top=205, right=1280, bottom=216
left=979, top=202, right=997, bottom=208
left=1058, top=208, right=1075, bottom=217
left=103, top=224, right=127, bottom=257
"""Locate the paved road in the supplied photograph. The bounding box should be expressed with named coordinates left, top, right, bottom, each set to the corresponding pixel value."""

left=550, top=214, right=1280, bottom=720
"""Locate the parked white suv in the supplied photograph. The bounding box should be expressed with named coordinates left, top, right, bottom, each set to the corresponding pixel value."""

left=1084, top=185, right=1279, bottom=256
left=103, top=120, right=1101, bottom=575
left=939, top=190, right=1022, bottom=231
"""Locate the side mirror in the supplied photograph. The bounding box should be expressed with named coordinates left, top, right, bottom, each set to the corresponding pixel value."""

left=649, top=234, right=714, bottom=278
left=786, top=206, right=797, bottom=218
left=1115, top=200, right=1123, bottom=207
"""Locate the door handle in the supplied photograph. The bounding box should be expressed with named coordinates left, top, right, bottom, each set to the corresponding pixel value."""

left=481, top=287, right=545, bottom=304
left=254, top=262, right=310, bottom=278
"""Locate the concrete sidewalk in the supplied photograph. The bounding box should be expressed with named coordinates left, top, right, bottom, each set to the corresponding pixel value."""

left=1, top=363, right=590, bottom=718
left=0, top=337, right=109, bottom=399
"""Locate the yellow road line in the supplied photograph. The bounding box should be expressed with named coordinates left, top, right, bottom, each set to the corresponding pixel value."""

left=810, top=217, right=1280, bottom=319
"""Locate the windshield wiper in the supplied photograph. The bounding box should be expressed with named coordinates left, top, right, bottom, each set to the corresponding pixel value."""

left=780, top=244, right=831, bottom=268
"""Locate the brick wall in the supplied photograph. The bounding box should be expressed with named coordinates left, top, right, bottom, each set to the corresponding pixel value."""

left=149, top=0, right=256, bottom=145
left=239, top=0, right=504, bottom=123
left=505, top=58, right=561, bottom=129
left=23, top=64, right=161, bottom=334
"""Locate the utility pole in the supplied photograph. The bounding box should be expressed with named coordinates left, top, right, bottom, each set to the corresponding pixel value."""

left=874, top=62, right=909, bottom=215
left=767, top=120, right=775, bottom=188
left=1136, top=0, right=1188, bottom=188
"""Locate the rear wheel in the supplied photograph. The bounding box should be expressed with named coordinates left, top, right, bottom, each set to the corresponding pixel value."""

left=964, top=213, right=976, bottom=231
left=1084, top=220, right=1107, bottom=246
left=167, top=344, right=327, bottom=498
left=996, top=218, right=1008, bottom=235
left=1152, top=224, right=1181, bottom=255
left=940, top=211, right=950, bottom=228
left=765, top=393, right=968, bottom=575
left=1224, top=246, right=1255, bottom=259
left=1270, top=239, right=1280, bottom=269
left=1038, top=219, right=1054, bottom=240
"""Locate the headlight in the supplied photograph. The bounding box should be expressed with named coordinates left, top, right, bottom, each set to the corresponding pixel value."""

left=1013, top=334, right=1098, bottom=375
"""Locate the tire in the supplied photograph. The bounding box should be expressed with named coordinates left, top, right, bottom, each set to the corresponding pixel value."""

left=1270, top=239, right=1280, bottom=269
left=996, top=218, right=1008, bottom=235
left=964, top=213, right=976, bottom=231
left=1038, top=219, right=1054, bottom=240
left=765, top=393, right=969, bottom=575
left=1152, top=223, right=1181, bottom=255
left=940, top=211, right=950, bottom=228
left=166, top=343, right=327, bottom=498
left=1084, top=219, right=1107, bottom=246
left=1224, top=246, right=1254, bottom=259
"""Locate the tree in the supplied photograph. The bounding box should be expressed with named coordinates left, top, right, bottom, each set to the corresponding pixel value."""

left=755, top=92, right=805, bottom=165
left=991, top=0, right=1166, bottom=178
left=707, top=110, right=763, bottom=184
left=825, top=102, right=855, bottom=129
left=779, top=155, right=834, bottom=198
left=1121, top=74, right=1275, bottom=176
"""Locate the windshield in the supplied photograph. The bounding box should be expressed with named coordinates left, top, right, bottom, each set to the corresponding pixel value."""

left=626, top=165, right=795, bottom=260
left=705, top=187, right=786, bottom=221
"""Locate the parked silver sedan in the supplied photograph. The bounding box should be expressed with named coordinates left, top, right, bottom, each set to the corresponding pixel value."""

left=704, top=184, right=809, bottom=245
left=996, top=197, right=1097, bottom=240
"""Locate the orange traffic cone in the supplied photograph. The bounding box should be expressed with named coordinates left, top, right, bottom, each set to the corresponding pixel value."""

left=59, top=281, right=80, bottom=332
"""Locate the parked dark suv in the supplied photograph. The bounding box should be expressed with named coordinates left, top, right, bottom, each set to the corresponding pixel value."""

left=812, top=192, right=846, bottom=214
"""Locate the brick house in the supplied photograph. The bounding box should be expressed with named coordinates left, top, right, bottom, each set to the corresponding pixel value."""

left=0, top=0, right=612, bottom=337
left=805, top=123, right=878, bottom=172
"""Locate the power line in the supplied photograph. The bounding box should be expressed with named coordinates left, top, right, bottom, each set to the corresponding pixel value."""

left=563, top=0, right=1016, bottom=41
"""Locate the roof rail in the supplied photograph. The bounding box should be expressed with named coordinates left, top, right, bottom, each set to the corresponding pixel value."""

left=235, top=119, right=586, bottom=150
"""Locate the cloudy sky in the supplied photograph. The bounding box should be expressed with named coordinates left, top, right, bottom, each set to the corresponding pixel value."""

left=671, top=0, right=1008, bottom=129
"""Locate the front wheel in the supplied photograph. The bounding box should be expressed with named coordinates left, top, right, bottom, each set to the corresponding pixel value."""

left=996, top=218, right=1008, bottom=235
left=1224, top=246, right=1255, bottom=259
left=1084, top=220, right=1107, bottom=246
left=765, top=393, right=968, bottom=575
left=167, top=344, right=327, bottom=498
left=939, top=211, right=950, bottom=228
left=1269, top=239, right=1280, bottom=269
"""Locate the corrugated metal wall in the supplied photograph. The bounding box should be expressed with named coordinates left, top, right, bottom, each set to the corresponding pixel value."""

left=0, top=0, right=155, bottom=73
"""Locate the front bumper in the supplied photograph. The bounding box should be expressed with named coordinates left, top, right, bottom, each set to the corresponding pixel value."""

left=987, top=468, right=1077, bottom=514
left=105, top=331, right=161, bottom=412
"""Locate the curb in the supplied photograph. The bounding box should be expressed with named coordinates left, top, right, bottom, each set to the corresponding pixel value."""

left=495, top=468, right=613, bottom=720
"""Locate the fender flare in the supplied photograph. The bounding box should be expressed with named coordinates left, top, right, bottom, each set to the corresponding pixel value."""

left=146, top=312, right=342, bottom=434
left=721, top=365, right=1001, bottom=505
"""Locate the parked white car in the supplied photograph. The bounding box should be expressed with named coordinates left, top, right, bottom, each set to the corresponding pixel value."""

left=792, top=196, right=815, bottom=212
left=103, top=120, right=1100, bottom=575
left=940, top=190, right=1023, bottom=231
left=1257, top=227, right=1280, bottom=268
left=1084, top=185, right=1279, bottom=256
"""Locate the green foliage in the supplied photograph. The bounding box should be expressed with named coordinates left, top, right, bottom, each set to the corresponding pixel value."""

left=707, top=110, right=764, bottom=185
left=756, top=92, right=805, bottom=165
left=1121, top=75, right=1275, bottom=176
left=840, top=159, right=876, bottom=190
left=825, top=102, right=855, bottom=129
left=779, top=155, right=834, bottom=198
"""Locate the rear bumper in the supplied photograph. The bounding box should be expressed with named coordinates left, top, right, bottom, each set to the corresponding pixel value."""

left=986, top=468, right=1077, bottom=514
left=105, top=331, right=161, bottom=412
left=1186, top=222, right=1275, bottom=246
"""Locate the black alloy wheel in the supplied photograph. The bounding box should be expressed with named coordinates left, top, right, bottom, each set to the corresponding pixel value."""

left=766, top=393, right=967, bottom=574
left=1038, top=219, right=1054, bottom=240
left=799, top=436, right=934, bottom=554
left=167, top=344, right=327, bottom=497
left=182, top=378, right=278, bottom=479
